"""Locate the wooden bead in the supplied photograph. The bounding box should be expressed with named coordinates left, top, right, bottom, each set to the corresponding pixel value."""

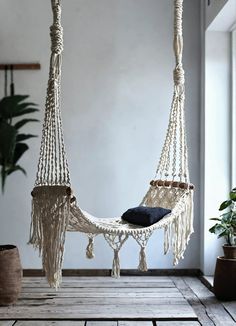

left=172, top=181, right=180, bottom=188
left=179, top=182, right=188, bottom=189
left=70, top=196, right=76, bottom=203
left=164, top=180, right=172, bottom=187
left=150, top=180, right=155, bottom=186
left=189, top=184, right=195, bottom=190
left=66, top=187, right=72, bottom=196
left=157, top=180, right=165, bottom=187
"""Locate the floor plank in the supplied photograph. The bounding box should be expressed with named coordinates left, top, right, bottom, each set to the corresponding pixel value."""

left=22, top=277, right=171, bottom=283
left=222, top=302, right=236, bottom=322
left=184, top=277, right=236, bottom=325
left=118, top=322, right=152, bottom=325
left=155, top=322, right=201, bottom=326
left=15, top=322, right=85, bottom=326
left=16, top=297, right=186, bottom=306
left=0, top=304, right=196, bottom=320
left=87, top=322, right=118, bottom=326
left=171, top=277, right=215, bottom=326
left=19, top=290, right=182, bottom=299
left=21, top=282, right=174, bottom=289
left=0, top=322, right=16, bottom=326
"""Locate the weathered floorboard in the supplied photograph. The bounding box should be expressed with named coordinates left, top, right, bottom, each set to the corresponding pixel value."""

left=222, top=302, right=236, bottom=322
left=86, top=322, right=118, bottom=326
left=154, top=322, right=201, bottom=326
left=22, top=277, right=170, bottom=283
left=16, top=297, right=186, bottom=306
left=0, top=304, right=196, bottom=320
left=15, top=322, right=85, bottom=326
left=183, top=277, right=235, bottom=325
left=0, top=322, right=16, bottom=326
left=118, top=322, right=152, bottom=325
left=171, top=277, right=215, bottom=326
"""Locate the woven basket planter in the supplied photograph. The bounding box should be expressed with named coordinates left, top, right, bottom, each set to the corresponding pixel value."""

left=0, top=245, right=22, bottom=305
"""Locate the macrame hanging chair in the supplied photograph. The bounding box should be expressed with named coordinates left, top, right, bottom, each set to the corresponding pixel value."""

left=29, top=0, right=194, bottom=288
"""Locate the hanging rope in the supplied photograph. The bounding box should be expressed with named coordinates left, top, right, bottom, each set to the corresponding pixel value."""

left=35, top=0, right=70, bottom=187
left=155, top=0, right=189, bottom=184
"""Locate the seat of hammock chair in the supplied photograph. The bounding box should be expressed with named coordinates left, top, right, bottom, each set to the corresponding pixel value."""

left=68, top=180, right=194, bottom=235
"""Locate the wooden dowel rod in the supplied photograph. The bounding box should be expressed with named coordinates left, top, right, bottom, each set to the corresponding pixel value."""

left=0, top=63, right=41, bottom=70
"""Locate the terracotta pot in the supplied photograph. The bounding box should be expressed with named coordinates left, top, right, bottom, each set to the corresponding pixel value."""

left=214, top=256, right=236, bottom=300
left=223, top=244, right=236, bottom=259
left=0, top=245, right=22, bottom=305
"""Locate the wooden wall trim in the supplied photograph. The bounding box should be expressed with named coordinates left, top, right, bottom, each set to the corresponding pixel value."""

left=23, top=269, right=201, bottom=277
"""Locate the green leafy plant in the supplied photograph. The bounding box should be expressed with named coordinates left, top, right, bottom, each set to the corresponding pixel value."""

left=0, top=95, right=38, bottom=192
left=209, top=188, right=236, bottom=246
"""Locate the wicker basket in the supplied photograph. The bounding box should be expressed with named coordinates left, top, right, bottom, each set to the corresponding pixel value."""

left=0, top=245, right=22, bottom=305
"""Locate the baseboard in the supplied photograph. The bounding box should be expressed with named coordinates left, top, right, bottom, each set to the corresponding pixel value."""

left=23, top=268, right=201, bottom=277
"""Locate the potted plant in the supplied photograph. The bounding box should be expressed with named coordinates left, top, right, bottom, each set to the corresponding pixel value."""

left=209, top=188, right=236, bottom=300
left=209, top=188, right=236, bottom=258
left=0, top=94, right=38, bottom=305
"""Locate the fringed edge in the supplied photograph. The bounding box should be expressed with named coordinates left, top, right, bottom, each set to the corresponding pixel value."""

left=112, top=249, right=120, bottom=278
left=163, top=191, right=194, bottom=266
left=138, top=246, right=148, bottom=272
left=86, top=234, right=95, bottom=259
left=29, top=186, right=71, bottom=288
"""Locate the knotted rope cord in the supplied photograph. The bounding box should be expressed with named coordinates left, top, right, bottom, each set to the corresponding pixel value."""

left=35, top=0, right=70, bottom=186
left=155, top=0, right=189, bottom=183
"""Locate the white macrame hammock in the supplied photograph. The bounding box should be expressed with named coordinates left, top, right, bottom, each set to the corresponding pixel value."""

left=29, top=0, right=194, bottom=288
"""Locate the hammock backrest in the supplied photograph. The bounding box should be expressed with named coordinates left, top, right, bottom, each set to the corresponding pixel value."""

left=34, top=0, right=189, bottom=189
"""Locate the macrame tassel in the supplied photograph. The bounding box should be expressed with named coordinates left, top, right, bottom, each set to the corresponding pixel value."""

left=86, top=235, right=95, bottom=259
left=164, top=224, right=171, bottom=255
left=138, top=246, right=148, bottom=272
left=112, top=249, right=120, bottom=278
left=29, top=186, right=70, bottom=289
left=172, top=192, right=194, bottom=266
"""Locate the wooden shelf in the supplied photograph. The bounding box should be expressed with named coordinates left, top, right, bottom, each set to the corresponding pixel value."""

left=0, top=63, right=41, bottom=70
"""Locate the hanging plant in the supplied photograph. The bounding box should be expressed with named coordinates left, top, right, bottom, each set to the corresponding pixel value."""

left=0, top=95, right=39, bottom=192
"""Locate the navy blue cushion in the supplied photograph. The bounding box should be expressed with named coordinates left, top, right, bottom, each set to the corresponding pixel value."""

left=121, top=206, right=171, bottom=227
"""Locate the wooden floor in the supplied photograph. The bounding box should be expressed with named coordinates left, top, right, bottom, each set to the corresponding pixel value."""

left=0, top=276, right=235, bottom=325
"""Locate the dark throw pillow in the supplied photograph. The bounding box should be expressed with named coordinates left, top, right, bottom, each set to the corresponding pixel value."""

left=121, top=206, right=171, bottom=227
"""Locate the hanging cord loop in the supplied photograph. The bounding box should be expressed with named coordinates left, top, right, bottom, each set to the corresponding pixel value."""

left=154, top=0, right=189, bottom=184
left=173, top=0, right=184, bottom=86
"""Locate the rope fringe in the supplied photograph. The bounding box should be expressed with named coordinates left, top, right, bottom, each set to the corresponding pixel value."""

left=86, top=235, right=95, bottom=259
left=29, top=186, right=70, bottom=288
left=138, top=247, right=148, bottom=272
left=112, top=250, right=120, bottom=278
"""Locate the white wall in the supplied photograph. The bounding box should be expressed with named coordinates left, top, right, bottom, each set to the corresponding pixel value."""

left=203, top=31, right=231, bottom=275
left=0, top=0, right=201, bottom=270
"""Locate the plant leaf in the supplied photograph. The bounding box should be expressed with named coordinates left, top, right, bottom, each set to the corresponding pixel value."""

left=6, top=165, right=26, bottom=176
left=209, top=218, right=221, bottom=221
left=0, top=95, right=29, bottom=119
left=219, top=200, right=232, bottom=211
left=0, top=120, right=17, bottom=165
left=17, top=134, right=37, bottom=142
left=13, top=143, right=29, bottom=164
left=14, top=118, right=39, bottom=130
left=12, top=108, right=39, bottom=117
left=230, top=189, right=236, bottom=201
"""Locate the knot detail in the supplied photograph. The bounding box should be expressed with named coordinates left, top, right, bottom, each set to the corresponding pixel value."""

left=173, top=66, right=185, bottom=86
left=50, top=23, right=63, bottom=54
